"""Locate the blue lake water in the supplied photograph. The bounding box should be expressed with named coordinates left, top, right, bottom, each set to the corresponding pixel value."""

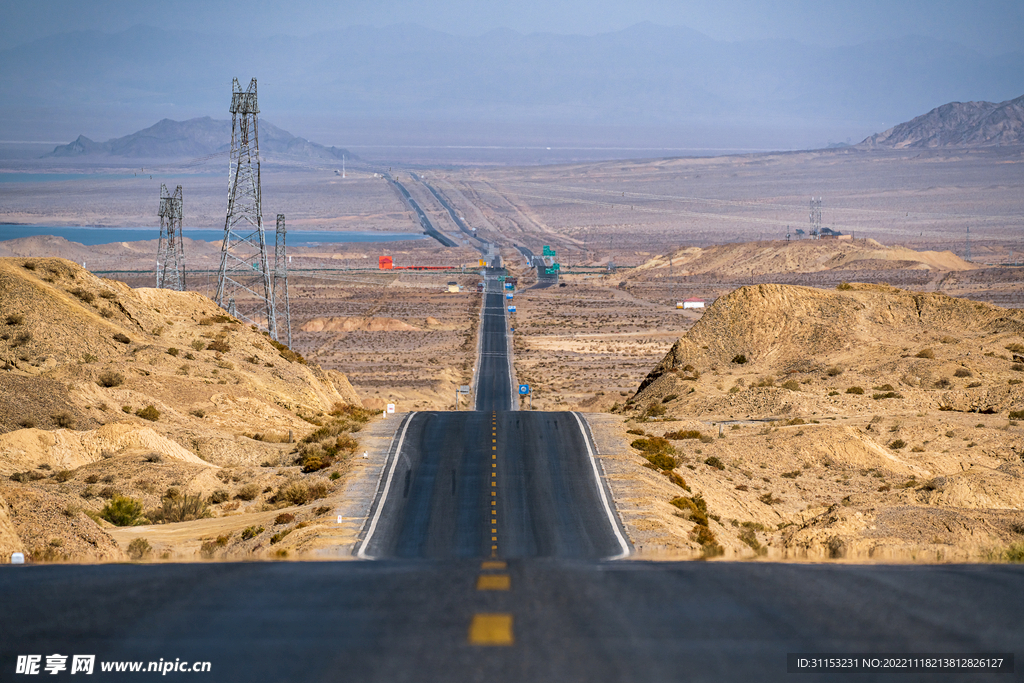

left=0, top=225, right=426, bottom=246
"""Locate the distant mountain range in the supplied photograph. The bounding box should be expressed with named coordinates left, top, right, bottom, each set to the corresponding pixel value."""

left=47, top=117, right=355, bottom=160
left=859, top=94, right=1024, bottom=148
left=3, top=23, right=1023, bottom=150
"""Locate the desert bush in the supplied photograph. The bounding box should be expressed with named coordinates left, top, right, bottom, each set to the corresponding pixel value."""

left=241, top=525, right=264, bottom=541
left=874, top=384, right=895, bottom=392
left=825, top=366, right=843, bottom=377
left=916, top=348, right=935, bottom=359
left=190, top=408, right=206, bottom=418
left=69, top=287, right=95, bottom=303
left=199, top=540, right=219, bottom=559
left=99, top=290, right=117, bottom=300
left=135, top=405, right=160, bottom=421
left=208, top=489, right=229, bottom=504
left=666, top=471, right=690, bottom=490
left=643, top=403, right=666, bottom=418
left=665, top=429, right=702, bottom=440
left=166, top=347, right=180, bottom=357
left=270, top=338, right=306, bottom=364
left=206, top=338, right=231, bottom=353
left=933, top=378, right=952, bottom=389
left=97, top=370, right=124, bottom=388
left=1005, top=342, right=1024, bottom=354
left=329, top=471, right=341, bottom=480
left=271, top=481, right=330, bottom=506
left=781, top=379, right=800, bottom=391
left=127, top=537, right=151, bottom=560
left=780, top=470, right=801, bottom=479
left=670, top=495, right=709, bottom=526
left=731, top=354, right=748, bottom=365
left=113, top=333, right=131, bottom=344
left=12, top=330, right=32, bottom=346
left=872, top=392, right=902, bottom=400
left=836, top=282, right=853, bottom=290
left=631, top=436, right=676, bottom=457
left=954, top=367, right=972, bottom=378
left=759, top=492, right=782, bottom=505
left=1007, top=410, right=1024, bottom=420
left=148, top=493, right=209, bottom=524
left=704, top=456, right=725, bottom=470
left=100, top=495, right=145, bottom=526
left=752, top=377, right=774, bottom=388
left=51, top=412, right=74, bottom=428
left=1002, top=542, right=1024, bottom=563
left=661, top=394, right=678, bottom=403
left=235, top=483, right=261, bottom=501
left=190, top=339, right=205, bottom=351
left=274, top=513, right=295, bottom=525
left=53, top=469, right=73, bottom=483
left=738, top=527, right=766, bottom=555
left=5, top=313, right=24, bottom=325
left=1012, top=364, right=1024, bottom=372
left=626, top=428, right=645, bottom=436
left=270, top=529, right=292, bottom=544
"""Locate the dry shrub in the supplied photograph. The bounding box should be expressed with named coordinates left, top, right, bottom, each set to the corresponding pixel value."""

left=235, top=483, right=261, bottom=501
left=69, top=287, right=95, bottom=303
left=147, top=493, right=210, bottom=523
left=135, top=405, right=160, bottom=421
left=271, top=481, right=330, bottom=506
left=274, top=513, right=296, bottom=525
left=127, top=537, right=151, bottom=560
left=97, top=370, right=124, bottom=387
left=113, top=333, right=131, bottom=344
left=916, top=348, right=935, bottom=359
left=207, top=338, right=231, bottom=353
left=664, top=430, right=702, bottom=440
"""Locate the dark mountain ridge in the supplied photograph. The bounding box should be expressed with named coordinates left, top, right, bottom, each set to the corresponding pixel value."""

left=47, top=117, right=355, bottom=161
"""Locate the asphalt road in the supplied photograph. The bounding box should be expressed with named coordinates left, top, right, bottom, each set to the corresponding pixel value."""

left=2, top=260, right=1022, bottom=682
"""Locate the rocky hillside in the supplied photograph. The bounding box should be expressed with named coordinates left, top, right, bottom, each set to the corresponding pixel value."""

left=860, top=94, right=1024, bottom=148
left=633, top=239, right=973, bottom=279
left=0, top=257, right=365, bottom=562
left=620, top=283, right=1024, bottom=562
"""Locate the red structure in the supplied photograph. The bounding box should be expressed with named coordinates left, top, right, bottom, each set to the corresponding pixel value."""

left=379, top=255, right=393, bottom=270
left=378, top=255, right=456, bottom=271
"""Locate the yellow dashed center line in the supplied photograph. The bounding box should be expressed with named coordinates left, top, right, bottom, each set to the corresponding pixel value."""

left=468, top=613, right=514, bottom=645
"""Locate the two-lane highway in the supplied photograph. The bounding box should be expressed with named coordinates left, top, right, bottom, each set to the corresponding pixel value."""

left=2, top=253, right=1023, bottom=682
left=358, top=268, right=627, bottom=561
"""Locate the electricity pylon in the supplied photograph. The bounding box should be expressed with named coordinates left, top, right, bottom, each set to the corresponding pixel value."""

left=156, top=184, right=185, bottom=290
left=215, top=77, right=277, bottom=339
left=273, top=214, right=292, bottom=347
left=809, top=197, right=822, bottom=240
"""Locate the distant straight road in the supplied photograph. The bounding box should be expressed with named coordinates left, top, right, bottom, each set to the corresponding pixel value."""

left=1, top=263, right=1022, bottom=682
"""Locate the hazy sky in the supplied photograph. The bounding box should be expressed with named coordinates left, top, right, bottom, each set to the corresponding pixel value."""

left=2, top=0, right=1022, bottom=55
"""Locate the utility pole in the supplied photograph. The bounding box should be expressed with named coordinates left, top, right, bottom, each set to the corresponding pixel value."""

left=156, top=184, right=185, bottom=290
left=273, top=214, right=292, bottom=347
left=809, top=197, right=822, bottom=240
left=965, top=226, right=971, bottom=262
left=215, top=77, right=278, bottom=339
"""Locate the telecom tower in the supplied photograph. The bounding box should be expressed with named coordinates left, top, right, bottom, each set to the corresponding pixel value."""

left=215, top=77, right=277, bottom=339
left=273, top=214, right=292, bottom=347
left=156, top=184, right=186, bottom=290
left=809, top=197, right=822, bottom=240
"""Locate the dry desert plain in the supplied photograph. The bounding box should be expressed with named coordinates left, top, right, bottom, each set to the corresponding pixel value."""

left=1, top=146, right=1023, bottom=561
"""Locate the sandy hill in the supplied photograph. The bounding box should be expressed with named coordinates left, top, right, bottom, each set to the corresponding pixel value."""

left=621, top=283, right=1024, bottom=561
left=633, top=239, right=974, bottom=279
left=0, top=257, right=363, bottom=562
left=859, top=94, right=1024, bottom=149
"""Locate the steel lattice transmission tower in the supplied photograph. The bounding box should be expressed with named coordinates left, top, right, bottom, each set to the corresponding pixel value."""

left=809, top=197, right=822, bottom=240
left=156, top=184, right=186, bottom=290
left=215, top=77, right=277, bottom=339
left=273, top=214, right=292, bottom=347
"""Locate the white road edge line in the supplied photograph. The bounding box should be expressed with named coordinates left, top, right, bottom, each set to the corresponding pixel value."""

left=571, top=412, right=631, bottom=560
left=356, top=412, right=417, bottom=560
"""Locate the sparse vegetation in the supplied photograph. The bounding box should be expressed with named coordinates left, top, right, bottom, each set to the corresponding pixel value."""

left=825, top=366, right=843, bottom=377
left=274, top=513, right=296, bottom=525
left=206, top=338, right=231, bottom=353
left=69, top=287, right=95, bottom=303
left=888, top=439, right=907, bottom=450
left=135, top=405, right=160, bottom=421
left=916, top=348, right=935, bottom=359
left=664, top=429, right=702, bottom=440
left=113, top=333, right=131, bottom=344
left=704, top=456, right=725, bottom=470
left=167, top=347, right=180, bottom=357
left=148, top=491, right=210, bottom=524
left=127, top=537, right=152, bottom=560
left=51, top=412, right=74, bottom=428
left=5, top=313, right=24, bottom=325
left=954, top=367, right=972, bottom=378
left=97, top=370, right=124, bottom=387
left=241, top=525, right=264, bottom=541
left=100, top=495, right=145, bottom=526
left=731, top=354, right=748, bottom=364
left=235, top=483, right=261, bottom=501
left=271, top=481, right=330, bottom=506
left=781, top=379, right=800, bottom=391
